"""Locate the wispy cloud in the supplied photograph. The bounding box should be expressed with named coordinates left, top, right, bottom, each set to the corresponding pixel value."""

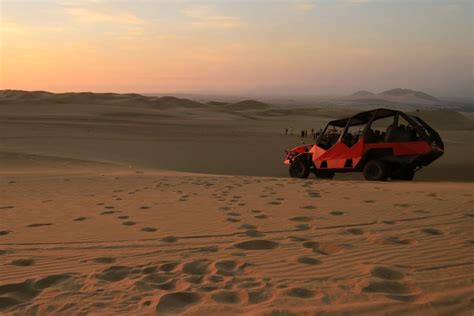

left=65, top=8, right=146, bottom=25
left=1, top=21, right=63, bottom=36
left=346, top=0, right=373, bottom=4
left=182, top=6, right=242, bottom=29
left=292, top=0, right=317, bottom=12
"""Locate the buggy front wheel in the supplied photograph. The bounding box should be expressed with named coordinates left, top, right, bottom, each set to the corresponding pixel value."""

left=289, top=159, right=310, bottom=179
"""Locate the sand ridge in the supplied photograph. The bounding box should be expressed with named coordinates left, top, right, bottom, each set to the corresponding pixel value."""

left=1, top=168, right=473, bottom=315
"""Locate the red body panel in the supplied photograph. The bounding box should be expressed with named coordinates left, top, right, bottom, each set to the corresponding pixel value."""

left=285, top=140, right=432, bottom=170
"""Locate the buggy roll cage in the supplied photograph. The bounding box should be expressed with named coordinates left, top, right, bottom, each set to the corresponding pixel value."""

left=315, top=108, right=440, bottom=147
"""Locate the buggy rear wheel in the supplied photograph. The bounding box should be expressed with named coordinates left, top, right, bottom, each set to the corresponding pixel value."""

left=289, top=159, right=310, bottom=178
left=363, top=160, right=389, bottom=181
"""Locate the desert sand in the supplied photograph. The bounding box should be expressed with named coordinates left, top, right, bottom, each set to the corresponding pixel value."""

left=1, top=91, right=474, bottom=315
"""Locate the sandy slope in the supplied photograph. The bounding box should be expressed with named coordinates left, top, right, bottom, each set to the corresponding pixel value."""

left=0, top=104, right=473, bottom=181
left=1, top=93, right=473, bottom=314
left=1, top=163, right=473, bottom=315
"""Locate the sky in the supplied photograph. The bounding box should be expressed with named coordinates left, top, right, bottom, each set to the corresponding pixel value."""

left=0, top=0, right=472, bottom=97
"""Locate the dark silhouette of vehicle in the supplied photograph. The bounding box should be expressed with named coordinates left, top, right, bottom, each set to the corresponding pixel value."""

left=284, top=108, right=444, bottom=181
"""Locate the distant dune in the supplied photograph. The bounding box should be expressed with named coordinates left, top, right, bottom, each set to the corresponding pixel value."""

left=0, top=90, right=207, bottom=109
left=412, top=109, right=474, bottom=130
left=349, top=88, right=440, bottom=106
left=380, top=88, right=440, bottom=102
left=207, top=101, right=229, bottom=106
left=351, top=90, right=375, bottom=97
left=226, top=100, right=270, bottom=111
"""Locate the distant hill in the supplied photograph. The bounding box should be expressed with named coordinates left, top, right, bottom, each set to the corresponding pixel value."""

left=207, top=101, right=229, bottom=106
left=349, top=88, right=440, bottom=105
left=380, top=88, right=440, bottom=102
left=0, top=90, right=207, bottom=109
left=351, top=90, right=375, bottom=97
left=226, top=100, right=270, bottom=111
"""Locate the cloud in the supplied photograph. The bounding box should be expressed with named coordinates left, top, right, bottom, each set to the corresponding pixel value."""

left=57, top=0, right=105, bottom=5
left=292, top=1, right=316, bottom=12
left=65, top=8, right=146, bottom=25
left=1, top=21, right=63, bottom=36
left=346, top=0, right=372, bottom=3
left=182, top=6, right=242, bottom=29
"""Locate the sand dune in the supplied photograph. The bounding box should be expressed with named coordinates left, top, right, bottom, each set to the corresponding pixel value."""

left=1, top=91, right=473, bottom=314
left=0, top=166, right=473, bottom=314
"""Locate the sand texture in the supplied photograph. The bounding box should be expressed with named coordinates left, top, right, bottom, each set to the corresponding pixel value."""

left=1, top=167, right=473, bottom=315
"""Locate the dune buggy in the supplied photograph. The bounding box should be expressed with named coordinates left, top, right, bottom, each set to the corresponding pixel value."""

left=284, top=108, right=444, bottom=181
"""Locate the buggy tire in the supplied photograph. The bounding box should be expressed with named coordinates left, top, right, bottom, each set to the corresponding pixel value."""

left=289, top=159, right=310, bottom=179
left=363, top=160, right=389, bottom=181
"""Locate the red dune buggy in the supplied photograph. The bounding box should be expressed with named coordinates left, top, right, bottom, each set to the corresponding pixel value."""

left=284, top=108, right=444, bottom=181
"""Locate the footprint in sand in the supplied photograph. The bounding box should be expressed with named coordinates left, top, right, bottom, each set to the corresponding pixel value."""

left=234, top=240, right=279, bottom=250
left=73, top=217, right=87, bottom=222
left=297, top=256, right=321, bottom=265
left=117, top=215, right=129, bottom=219
left=155, top=292, right=201, bottom=314
left=227, top=218, right=241, bottom=223
left=362, top=266, right=418, bottom=302
left=384, top=236, right=417, bottom=245
left=27, top=223, right=53, bottom=228
left=254, top=214, right=269, bottom=219
left=244, top=230, right=266, bottom=237
left=421, top=228, right=443, bottom=235
left=160, top=261, right=180, bottom=272
left=122, top=221, right=136, bottom=226
left=0, top=230, right=12, bottom=236
left=290, top=216, right=312, bottom=222
left=100, top=210, right=120, bottom=215
left=136, top=273, right=177, bottom=291
left=0, top=206, right=14, bottom=210
left=240, top=224, right=257, bottom=230
left=226, top=212, right=241, bottom=217
left=370, top=266, right=404, bottom=280
left=183, top=259, right=211, bottom=275
left=92, top=257, right=116, bottom=264
left=11, top=259, right=35, bottom=266
left=96, top=266, right=131, bottom=282
left=248, top=289, right=272, bottom=304
left=347, top=228, right=365, bottom=235
left=330, top=211, right=344, bottom=216
left=394, top=203, right=410, bottom=208
left=211, top=290, right=240, bottom=304
left=0, top=274, right=74, bottom=311
left=161, top=236, right=178, bottom=243
left=285, top=287, right=315, bottom=298
left=141, top=227, right=157, bottom=232
left=295, top=224, right=310, bottom=231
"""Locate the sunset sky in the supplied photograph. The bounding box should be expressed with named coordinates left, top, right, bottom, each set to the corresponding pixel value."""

left=0, top=0, right=472, bottom=96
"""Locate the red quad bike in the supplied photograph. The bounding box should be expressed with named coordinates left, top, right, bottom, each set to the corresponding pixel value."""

left=284, top=108, right=444, bottom=181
